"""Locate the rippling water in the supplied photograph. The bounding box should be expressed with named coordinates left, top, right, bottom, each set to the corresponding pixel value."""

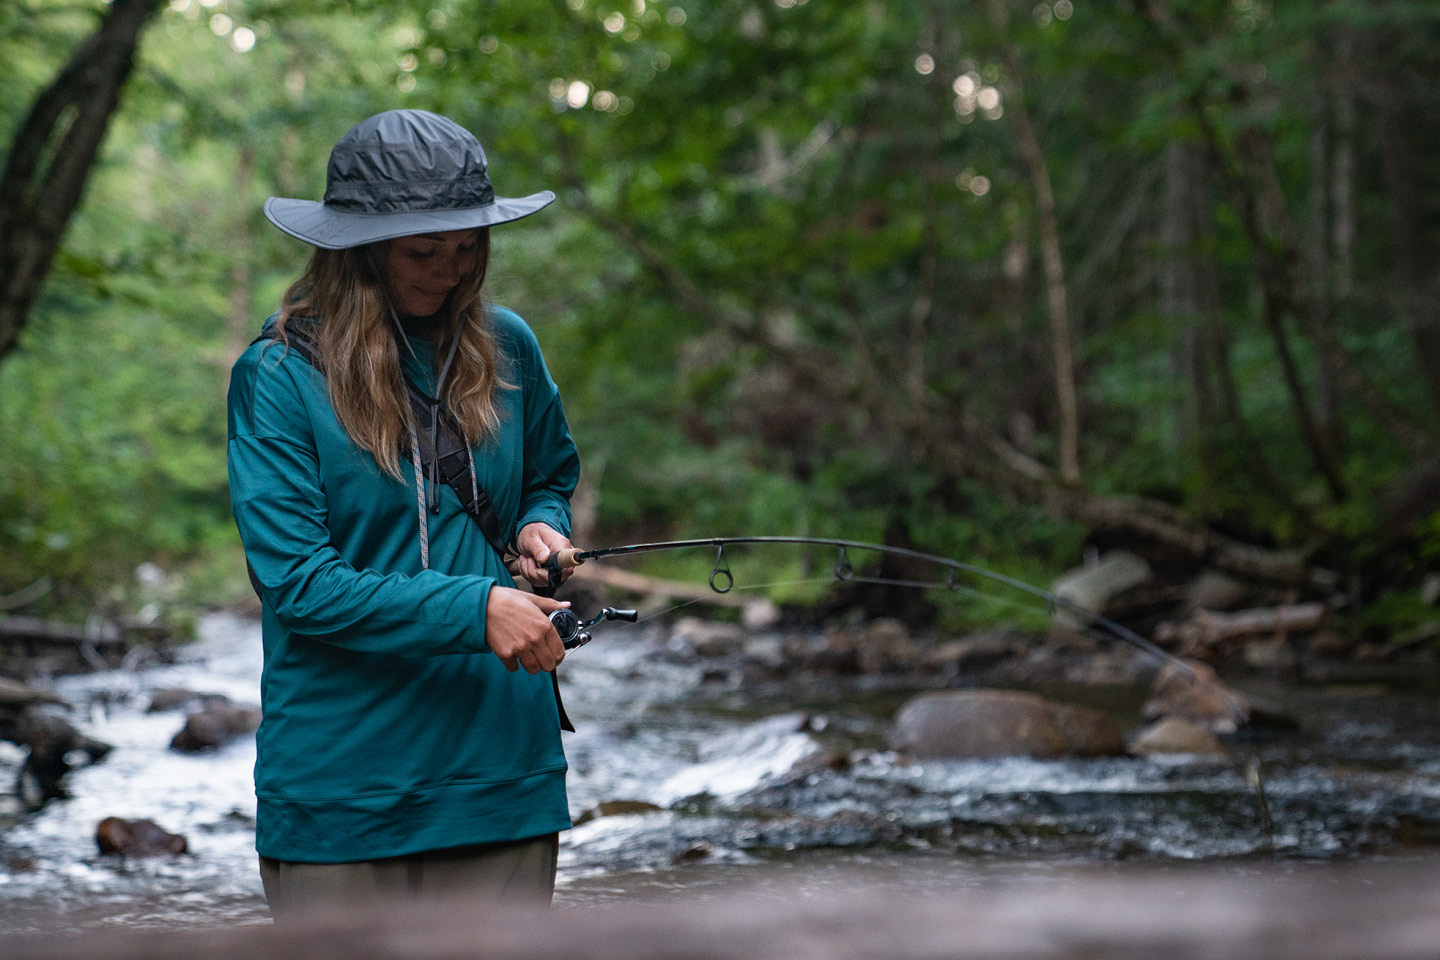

left=1, top=611, right=1438, bottom=932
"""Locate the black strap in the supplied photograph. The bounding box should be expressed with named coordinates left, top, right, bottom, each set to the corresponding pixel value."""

left=254, top=322, right=514, bottom=560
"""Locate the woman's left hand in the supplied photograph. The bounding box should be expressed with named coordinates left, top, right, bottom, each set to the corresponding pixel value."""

left=515, top=522, right=574, bottom=589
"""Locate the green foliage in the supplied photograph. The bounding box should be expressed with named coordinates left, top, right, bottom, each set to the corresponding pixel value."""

left=2, top=0, right=1438, bottom=633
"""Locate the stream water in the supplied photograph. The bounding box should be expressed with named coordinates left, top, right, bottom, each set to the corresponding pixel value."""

left=1, top=610, right=1438, bottom=933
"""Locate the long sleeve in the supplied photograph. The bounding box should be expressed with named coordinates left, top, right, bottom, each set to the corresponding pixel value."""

left=227, top=341, right=494, bottom=657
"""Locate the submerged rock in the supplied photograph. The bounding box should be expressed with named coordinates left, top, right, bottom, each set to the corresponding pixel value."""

left=1130, top=717, right=1230, bottom=757
left=95, top=817, right=188, bottom=857
left=888, top=690, right=1126, bottom=759
left=170, top=696, right=260, bottom=752
left=573, top=800, right=664, bottom=825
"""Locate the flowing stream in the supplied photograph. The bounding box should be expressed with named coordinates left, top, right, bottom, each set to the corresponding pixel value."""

left=2, top=610, right=1439, bottom=932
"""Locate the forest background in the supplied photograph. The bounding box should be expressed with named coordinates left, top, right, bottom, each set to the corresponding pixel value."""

left=1, top=0, right=1438, bottom=643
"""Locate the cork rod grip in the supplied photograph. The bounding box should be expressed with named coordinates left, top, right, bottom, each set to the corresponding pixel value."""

left=504, top=547, right=586, bottom=577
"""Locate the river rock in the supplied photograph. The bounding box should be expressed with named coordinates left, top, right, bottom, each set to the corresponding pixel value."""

left=1141, top=661, right=1250, bottom=734
left=146, top=688, right=226, bottom=713
left=857, top=618, right=921, bottom=673
left=13, top=707, right=113, bottom=809
left=670, top=617, right=746, bottom=658
left=170, top=696, right=261, bottom=752
left=887, top=690, right=1126, bottom=759
left=572, top=800, right=664, bottom=826
left=926, top=630, right=1027, bottom=674
left=95, top=817, right=188, bottom=857
left=1130, top=716, right=1230, bottom=757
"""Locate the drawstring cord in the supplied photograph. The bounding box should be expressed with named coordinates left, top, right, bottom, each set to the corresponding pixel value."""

left=386, top=300, right=466, bottom=571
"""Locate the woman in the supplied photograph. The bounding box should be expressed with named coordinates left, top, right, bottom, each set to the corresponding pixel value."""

left=227, top=109, right=578, bottom=919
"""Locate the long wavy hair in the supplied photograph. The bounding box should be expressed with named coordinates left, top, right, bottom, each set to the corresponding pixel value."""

left=274, top=229, right=512, bottom=480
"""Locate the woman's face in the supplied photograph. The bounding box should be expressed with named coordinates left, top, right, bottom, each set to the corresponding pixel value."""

left=378, top=229, right=481, bottom=317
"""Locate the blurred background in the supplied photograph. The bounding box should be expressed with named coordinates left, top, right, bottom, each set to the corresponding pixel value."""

left=3, top=0, right=1438, bottom=633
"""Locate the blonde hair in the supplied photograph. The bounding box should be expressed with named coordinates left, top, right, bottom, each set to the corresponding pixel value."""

left=275, top=230, right=511, bottom=480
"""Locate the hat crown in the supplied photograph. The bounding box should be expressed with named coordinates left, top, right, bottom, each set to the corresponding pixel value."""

left=322, top=109, right=495, bottom=214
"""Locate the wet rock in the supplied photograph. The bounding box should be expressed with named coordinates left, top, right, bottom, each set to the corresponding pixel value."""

left=739, top=635, right=788, bottom=675
left=95, top=817, right=188, bottom=857
left=170, top=696, right=260, bottom=752
left=888, top=690, right=1127, bottom=759
left=573, top=800, right=665, bottom=826
left=926, top=630, right=1026, bottom=674
left=147, top=688, right=225, bottom=713
left=12, top=707, right=112, bottom=810
left=1049, top=702, right=1129, bottom=756
left=857, top=617, right=921, bottom=673
left=1141, top=661, right=1250, bottom=735
left=672, top=840, right=713, bottom=863
left=1130, top=716, right=1230, bottom=757
left=788, top=629, right=859, bottom=675
left=671, top=617, right=746, bottom=658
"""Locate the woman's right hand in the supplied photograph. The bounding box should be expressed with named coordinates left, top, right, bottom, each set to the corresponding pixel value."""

left=484, top=586, right=569, bottom=674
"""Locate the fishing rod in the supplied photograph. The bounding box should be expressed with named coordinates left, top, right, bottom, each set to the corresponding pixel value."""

left=534, top=536, right=1198, bottom=677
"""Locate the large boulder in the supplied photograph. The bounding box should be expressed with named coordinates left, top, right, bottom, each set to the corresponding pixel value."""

left=888, top=690, right=1126, bottom=760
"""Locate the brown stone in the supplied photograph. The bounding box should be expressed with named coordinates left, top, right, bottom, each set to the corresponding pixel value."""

left=95, top=817, right=187, bottom=857
left=169, top=697, right=260, bottom=752
left=1142, top=661, right=1249, bottom=734
left=888, top=690, right=1126, bottom=759
left=1130, top=717, right=1230, bottom=757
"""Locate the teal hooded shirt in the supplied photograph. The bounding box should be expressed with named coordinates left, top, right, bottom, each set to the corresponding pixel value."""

left=226, top=305, right=578, bottom=862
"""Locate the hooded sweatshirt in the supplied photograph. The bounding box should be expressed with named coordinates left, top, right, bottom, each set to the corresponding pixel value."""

left=226, top=304, right=577, bottom=863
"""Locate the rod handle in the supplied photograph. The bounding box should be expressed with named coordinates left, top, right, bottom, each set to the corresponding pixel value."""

left=505, top=547, right=587, bottom=577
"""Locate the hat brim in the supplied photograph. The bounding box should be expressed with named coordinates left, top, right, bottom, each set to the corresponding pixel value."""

left=263, top=191, right=556, bottom=250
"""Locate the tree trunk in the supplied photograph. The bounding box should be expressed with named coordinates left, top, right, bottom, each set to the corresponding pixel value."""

left=0, top=0, right=163, bottom=361
left=992, top=44, right=1081, bottom=486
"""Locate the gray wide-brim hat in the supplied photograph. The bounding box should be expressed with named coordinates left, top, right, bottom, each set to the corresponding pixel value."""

left=264, top=109, right=554, bottom=250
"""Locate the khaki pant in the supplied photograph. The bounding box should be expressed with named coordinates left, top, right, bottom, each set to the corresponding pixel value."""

left=259, top=833, right=559, bottom=924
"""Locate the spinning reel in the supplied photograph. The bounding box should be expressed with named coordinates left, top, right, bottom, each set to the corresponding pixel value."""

left=548, top=606, right=638, bottom=650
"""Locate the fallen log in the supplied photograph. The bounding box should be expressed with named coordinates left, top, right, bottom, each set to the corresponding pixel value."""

left=1153, top=602, right=1327, bottom=651
left=9, top=860, right=1440, bottom=959
left=0, top=615, right=126, bottom=647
